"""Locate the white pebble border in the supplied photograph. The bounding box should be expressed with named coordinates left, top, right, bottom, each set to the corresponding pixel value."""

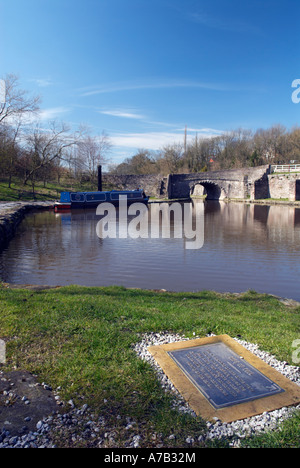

left=133, top=332, right=300, bottom=446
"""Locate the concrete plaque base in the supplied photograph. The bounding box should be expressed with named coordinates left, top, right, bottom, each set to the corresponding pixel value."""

left=148, top=335, right=300, bottom=423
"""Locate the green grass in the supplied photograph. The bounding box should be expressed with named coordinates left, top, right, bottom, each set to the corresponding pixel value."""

left=261, top=198, right=290, bottom=202
left=0, top=285, right=299, bottom=447
left=240, top=411, right=300, bottom=448
left=0, top=178, right=112, bottom=202
left=0, top=180, right=61, bottom=201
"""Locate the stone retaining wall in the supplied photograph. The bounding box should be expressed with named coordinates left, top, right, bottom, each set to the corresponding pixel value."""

left=0, top=202, right=54, bottom=252
left=103, top=174, right=168, bottom=198
left=268, top=174, right=300, bottom=201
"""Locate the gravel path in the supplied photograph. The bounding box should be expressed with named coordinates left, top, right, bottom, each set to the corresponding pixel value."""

left=0, top=333, right=299, bottom=448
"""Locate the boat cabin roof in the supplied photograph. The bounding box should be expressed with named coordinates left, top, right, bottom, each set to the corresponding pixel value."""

left=60, top=189, right=146, bottom=203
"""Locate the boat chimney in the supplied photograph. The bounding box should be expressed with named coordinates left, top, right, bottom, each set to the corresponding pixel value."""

left=98, top=165, right=102, bottom=192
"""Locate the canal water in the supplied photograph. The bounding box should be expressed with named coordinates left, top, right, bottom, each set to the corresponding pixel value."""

left=0, top=201, right=300, bottom=301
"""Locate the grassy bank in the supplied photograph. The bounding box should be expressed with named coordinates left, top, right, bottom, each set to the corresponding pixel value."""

left=0, top=285, right=299, bottom=447
left=0, top=180, right=63, bottom=202
left=0, top=179, right=107, bottom=202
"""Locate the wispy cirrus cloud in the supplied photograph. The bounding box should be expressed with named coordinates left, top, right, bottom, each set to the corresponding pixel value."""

left=78, top=78, right=228, bottom=97
left=110, top=132, right=182, bottom=150
left=110, top=128, right=224, bottom=151
left=38, top=106, right=71, bottom=121
left=98, top=109, right=145, bottom=120
left=176, top=127, right=225, bottom=135
left=30, top=77, right=53, bottom=88
left=16, top=106, right=72, bottom=127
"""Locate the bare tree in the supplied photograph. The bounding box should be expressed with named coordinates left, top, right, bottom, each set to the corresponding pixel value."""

left=184, top=136, right=216, bottom=172
left=111, top=149, right=156, bottom=175
left=0, top=74, right=40, bottom=125
left=74, top=132, right=111, bottom=187
left=289, top=127, right=300, bottom=157
left=253, top=125, right=287, bottom=164
left=0, top=121, right=23, bottom=187
left=161, top=143, right=184, bottom=173
left=23, top=121, right=80, bottom=188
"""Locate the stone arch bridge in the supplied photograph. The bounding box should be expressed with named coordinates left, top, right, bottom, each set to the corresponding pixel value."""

left=104, top=165, right=273, bottom=201
left=167, top=166, right=271, bottom=200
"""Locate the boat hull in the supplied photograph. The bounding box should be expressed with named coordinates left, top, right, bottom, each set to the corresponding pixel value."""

left=54, top=203, right=72, bottom=212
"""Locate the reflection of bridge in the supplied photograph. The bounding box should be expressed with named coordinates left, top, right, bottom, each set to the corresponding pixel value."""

left=199, top=201, right=300, bottom=247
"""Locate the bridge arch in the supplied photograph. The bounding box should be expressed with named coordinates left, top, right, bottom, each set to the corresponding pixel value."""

left=190, top=181, right=227, bottom=200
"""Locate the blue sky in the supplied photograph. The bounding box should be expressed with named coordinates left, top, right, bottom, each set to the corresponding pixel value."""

left=1, top=0, right=300, bottom=166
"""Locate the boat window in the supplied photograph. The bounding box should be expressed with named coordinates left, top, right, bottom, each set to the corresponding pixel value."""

left=71, top=193, right=85, bottom=202
left=86, top=193, right=106, bottom=201
left=110, top=192, right=143, bottom=200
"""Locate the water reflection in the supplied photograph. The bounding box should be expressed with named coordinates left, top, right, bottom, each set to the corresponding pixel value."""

left=0, top=201, right=299, bottom=301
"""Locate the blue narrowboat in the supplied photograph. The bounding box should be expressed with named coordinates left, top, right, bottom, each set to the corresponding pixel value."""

left=54, top=189, right=149, bottom=212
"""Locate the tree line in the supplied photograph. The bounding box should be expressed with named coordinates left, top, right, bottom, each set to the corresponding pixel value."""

left=110, top=125, right=300, bottom=176
left=1, top=74, right=300, bottom=195
left=0, top=74, right=110, bottom=194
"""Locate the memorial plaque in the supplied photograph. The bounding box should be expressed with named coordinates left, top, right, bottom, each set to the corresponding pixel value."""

left=148, top=335, right=300, bottom=423
left=168, top=343, right=284, bottom=409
